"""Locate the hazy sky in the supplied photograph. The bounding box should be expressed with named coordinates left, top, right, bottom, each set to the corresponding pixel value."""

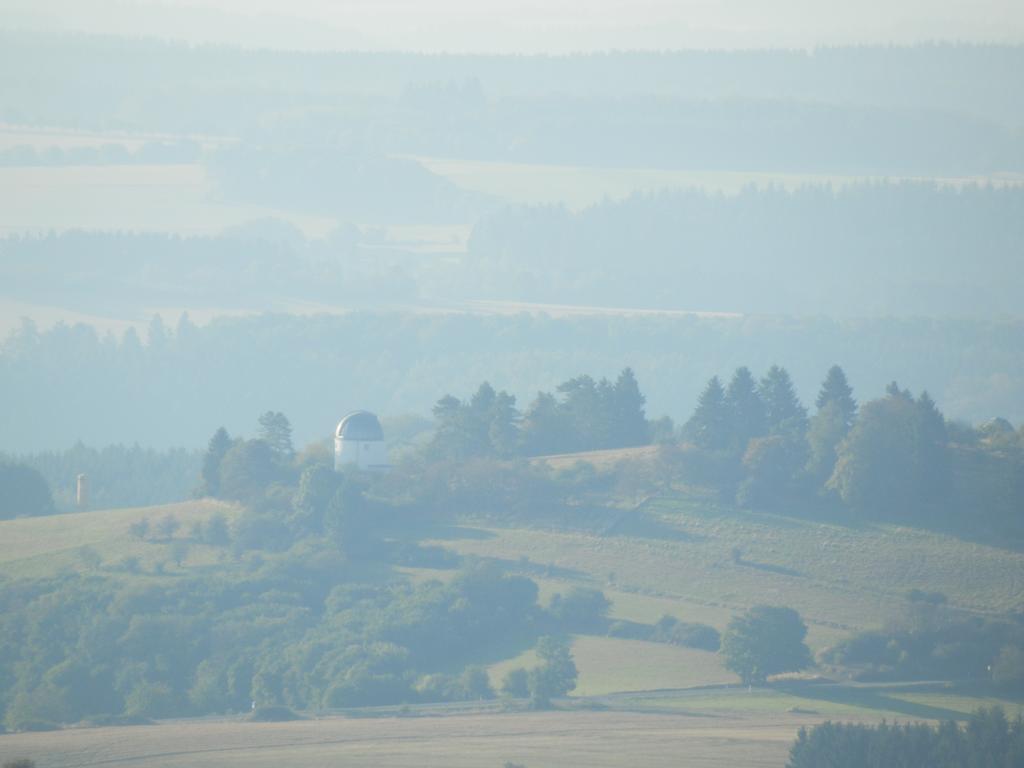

left=4, top=0, right=1024, bottom=52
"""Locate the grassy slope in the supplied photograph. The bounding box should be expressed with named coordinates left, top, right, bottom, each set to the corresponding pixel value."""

left=427, top=492, right=1024, bottom=653
left=0, top=500, right=239, bottom=579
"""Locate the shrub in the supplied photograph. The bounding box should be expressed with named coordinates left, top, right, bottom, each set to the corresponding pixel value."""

left=652, top=615, right=721, bottom=651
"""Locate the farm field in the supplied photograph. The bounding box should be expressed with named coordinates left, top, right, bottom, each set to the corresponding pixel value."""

left=0, top=165, right=337, bottom=237
left=8, top=682, right=1022, bottom=768
left=0, top=709, right=847, bottom=768
left=0, top=123, right=232, bottom=152
left=488, top=635, right=735, bottom=695
left=410, top=155, right=1024, bottom=209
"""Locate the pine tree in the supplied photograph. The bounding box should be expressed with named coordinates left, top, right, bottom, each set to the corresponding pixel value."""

left=912, top=391, right=951, bottom=511
left=759, top=366, right=808, bottom=436
left=684, top=376, right=729, bottom=450
left=725, top=366, right=766, bottom=451
left=487, top=389, right=520, bottom=458
left=198, top=427, right=232, bottom=497
left=610, top=367, right=649, bottom=447
left=815, top=365, right=857, bottom=429
left=558, top=375, right=610, bottom=451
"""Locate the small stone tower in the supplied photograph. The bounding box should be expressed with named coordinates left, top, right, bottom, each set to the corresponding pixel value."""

left=76, top=473, right=88, bottom=509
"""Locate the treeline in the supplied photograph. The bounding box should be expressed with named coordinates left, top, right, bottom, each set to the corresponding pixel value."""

left=0, top=227, right=420, bottom=314
left=423, top=362, right=1024, bottom=537
left=8, top=181, right=1021, bottom=318
left=0, top=443, right=200, bottom=513
left=676, top=364, right=1024, bottom=536
left=4, top=31, right=1022, bottom=159
left=4, top=311, right=1022, bottom=453
left=468, top=183, right=1024, bottom=316
left=788, top=707, right=1024, bottom=767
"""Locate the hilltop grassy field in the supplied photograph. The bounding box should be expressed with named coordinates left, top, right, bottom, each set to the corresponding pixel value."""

left=0, top=499, right=239, bottom=579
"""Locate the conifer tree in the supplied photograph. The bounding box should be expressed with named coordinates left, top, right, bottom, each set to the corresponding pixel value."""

left=684, top=376, right=729, bottom=450
left=610, top=367, right=649, bottom=447
left=725, top=366, right=766, bottom=451
left=759, top=365, right=808, bottom=436
left=198, top=427, right=232, bottom=497
left=815, top=365, right=857, bottom=428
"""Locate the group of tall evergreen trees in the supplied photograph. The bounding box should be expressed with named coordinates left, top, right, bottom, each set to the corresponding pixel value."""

left=430, top=368, right=649, bottom=459
left=678, top=363, right=970, bottom=523
left=675, top=363, right=1024, bottom=533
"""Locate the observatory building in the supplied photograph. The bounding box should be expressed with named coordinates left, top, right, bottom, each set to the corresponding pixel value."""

left=334, top=411, right=390, bottom=471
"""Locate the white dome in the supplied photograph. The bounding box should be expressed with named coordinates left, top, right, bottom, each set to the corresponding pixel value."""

left=335, top=411, right=384, bottom=441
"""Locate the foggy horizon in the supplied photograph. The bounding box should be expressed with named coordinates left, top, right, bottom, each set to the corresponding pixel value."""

left=5, top=0, right=1024, bottom=53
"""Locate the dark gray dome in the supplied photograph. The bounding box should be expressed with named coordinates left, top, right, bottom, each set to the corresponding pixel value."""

left=336, top=411, right=384, bottom=441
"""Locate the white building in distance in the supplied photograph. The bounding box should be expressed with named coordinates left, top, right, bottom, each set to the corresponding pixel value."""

left=334, top=411, right=390, bottom=471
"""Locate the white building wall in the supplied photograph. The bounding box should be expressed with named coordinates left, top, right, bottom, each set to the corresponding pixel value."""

left=334, top=437, right=390, bottom=471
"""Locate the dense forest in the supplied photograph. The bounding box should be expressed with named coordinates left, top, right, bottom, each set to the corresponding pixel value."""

left=2, top=311, right=1022, bottom=452
left=4, top=181, right=1020, bottom=314
left=467, top=183, right=1024, bottom=313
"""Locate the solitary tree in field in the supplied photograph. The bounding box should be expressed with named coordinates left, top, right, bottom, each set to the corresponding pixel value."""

left=527, top=636, right=578, bottom=708
left=720, top=605, right=811, bottom=686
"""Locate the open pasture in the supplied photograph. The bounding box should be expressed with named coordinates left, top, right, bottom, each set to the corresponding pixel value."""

left=0, top=500, right=238, bottom=579
left=0, top=165, right=337, bottom=237
left=0, top=709, right=830, bottom=768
